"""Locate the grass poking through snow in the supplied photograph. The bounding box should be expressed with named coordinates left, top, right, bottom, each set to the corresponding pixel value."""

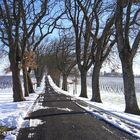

left=0, top=126, right=13, bottom=139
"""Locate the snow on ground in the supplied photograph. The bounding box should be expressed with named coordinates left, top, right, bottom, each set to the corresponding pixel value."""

left=0, top=75, right=140, bottom=139
left=0, top=76, right=45, bottom=140
left=48, top=75, right=140, bottom=139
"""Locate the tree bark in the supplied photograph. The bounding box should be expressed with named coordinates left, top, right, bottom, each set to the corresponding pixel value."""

left=121, top=56, right=140, bottom=115
left=36, top=77, right=41, bottom=87
left=34, top=68, right=44, bottom=87
left=62, top=73, right=68, bottom=91
left=115, top=0, right=140, bottom=115
left=22, top=66, right=29, bottom=97
left=9, top=49, right=25, bottom=102
left=91, top=62, right=102, bottom=102
left=27, top=72, right=35, bottom=93
left=80, top=69, right=88, bottom=98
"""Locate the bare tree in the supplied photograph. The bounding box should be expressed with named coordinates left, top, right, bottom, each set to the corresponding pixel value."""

left=44, top=34, right=76, bottom=90
left=45, top=41, right=62, bottom=86
left=0, top=0, right=64, bottom=100
left=0, top=0, right=26, bottom=101
left=20, top=0, right=65, bottom=95
left=0, top=0, right=48, bottom=101
left=115, top=0, right=140, bottom=114
left=76, top=0, right=116, bottom=102
left=65, top=0, right=96, bottom=98
left=56, top=30, right=76, bottom=91
left=34, top=46, right=46, bottom=87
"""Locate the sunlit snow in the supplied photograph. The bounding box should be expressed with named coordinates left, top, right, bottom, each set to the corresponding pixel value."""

left=48, top=75, right=140, bottom=139
left=0, top=75, right=140, bottom=139
left=0, top=76, right=45, bottom=139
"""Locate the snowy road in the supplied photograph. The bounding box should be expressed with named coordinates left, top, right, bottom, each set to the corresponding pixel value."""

left=17, top=84, right=136, bottom=140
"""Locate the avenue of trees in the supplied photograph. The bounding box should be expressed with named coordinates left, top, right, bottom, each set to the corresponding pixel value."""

left=0, top=0, right=64, bottom=101
left=0, top=0, right=140, bottom=115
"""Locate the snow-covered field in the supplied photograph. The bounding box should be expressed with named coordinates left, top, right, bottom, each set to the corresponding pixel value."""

left=0, top=77, right=45, bottom=139
left=0, top=75, right=140, bottom=139
left=67, top=76, right=140, bottom=110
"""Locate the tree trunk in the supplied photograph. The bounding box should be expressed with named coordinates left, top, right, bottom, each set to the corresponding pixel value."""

left=121, top=58, right=140, bottom=115
left=9, top=49, right=25, bottom=102
left=22, top=66, right=29, bottom=97
left=62, top=73, right=68, bottom=91
left=79, top=69, right=88, bottom=98
left=34, top=73, right=41, bottom=87
left=91, top=63, right=102, bottom=102
left=27, top=72, right=35, bottom=93
left=36, top=77, right=41, bottom=87
left=34, top=69, right=44, bottom=87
